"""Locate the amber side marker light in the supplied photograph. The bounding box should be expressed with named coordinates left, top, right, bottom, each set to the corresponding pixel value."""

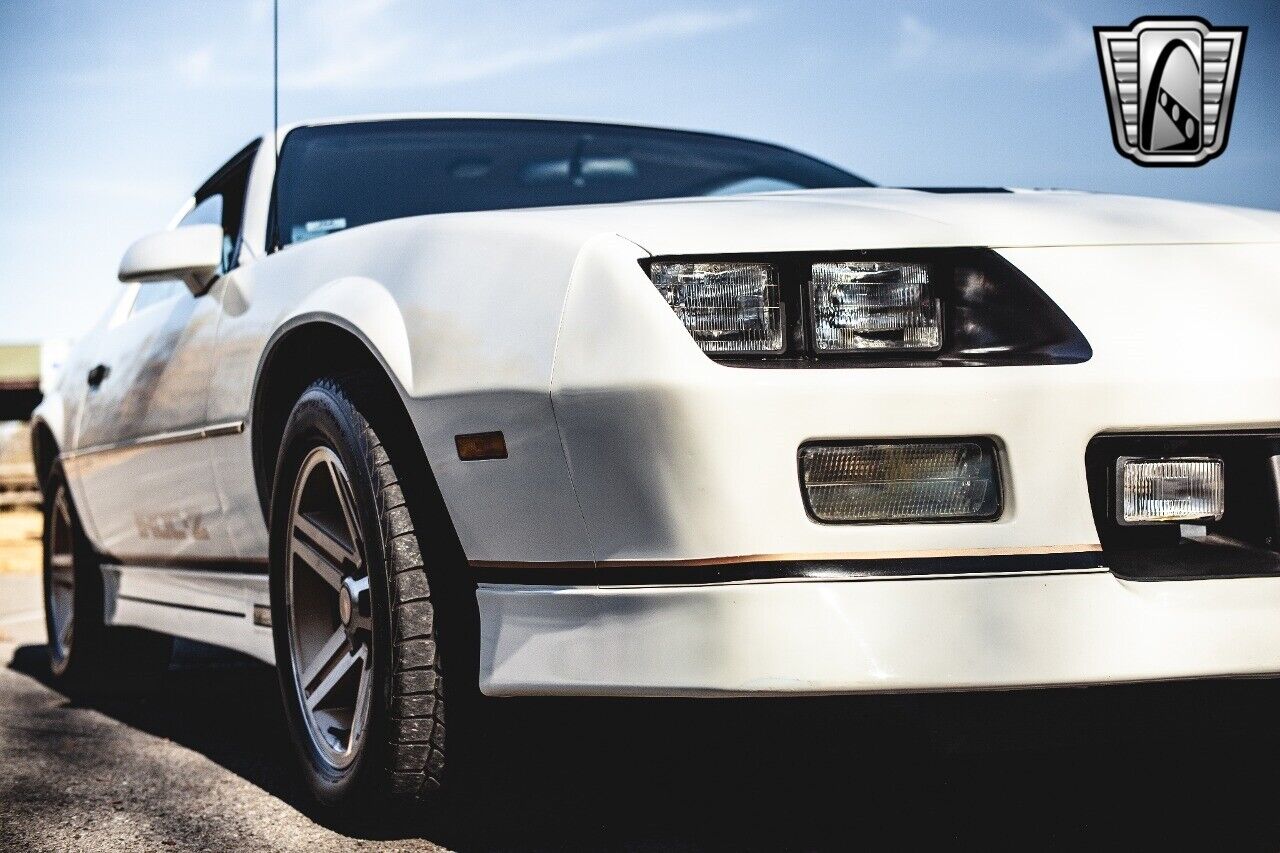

left=456, top=431, right=508, bottom=461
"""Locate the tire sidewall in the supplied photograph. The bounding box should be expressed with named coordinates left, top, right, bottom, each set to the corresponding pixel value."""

left=269, top=383, right=397, bottom=808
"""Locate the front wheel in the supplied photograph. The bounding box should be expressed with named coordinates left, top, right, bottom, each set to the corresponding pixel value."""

left=270, top=376, right=460, bottom=813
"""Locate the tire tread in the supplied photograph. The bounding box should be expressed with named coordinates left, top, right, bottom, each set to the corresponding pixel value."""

left=312, top=376, right=448, bottom=801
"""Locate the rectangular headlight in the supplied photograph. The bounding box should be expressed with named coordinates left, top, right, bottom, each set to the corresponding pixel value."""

left=800, top=440, right=1001, bottom=523
left=1117, top=457, right=1224, bottom=525
left=810, top=261, right=941, bottom=352
left=650, top=262, right=783, bottom=354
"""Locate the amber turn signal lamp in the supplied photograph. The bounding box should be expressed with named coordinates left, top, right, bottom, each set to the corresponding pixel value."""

left=455, top=431, right=508, bottom=461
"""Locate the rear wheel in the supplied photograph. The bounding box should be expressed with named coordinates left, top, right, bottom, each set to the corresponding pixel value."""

left=270, top=376, right=466, bottom=814
left=45, top=484, right=77, bottom=676
left=42, top=465, right=172, bottom=694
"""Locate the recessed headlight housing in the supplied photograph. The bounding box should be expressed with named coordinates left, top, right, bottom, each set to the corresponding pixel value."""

left=649, top=261, right=783, bottom=354
left=810, top=261, right=941, bottom=352
left=644, top=249, right=1091, bottom=367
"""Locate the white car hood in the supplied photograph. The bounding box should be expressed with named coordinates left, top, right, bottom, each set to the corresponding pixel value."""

left=495, top=188, right=1280, bottom=255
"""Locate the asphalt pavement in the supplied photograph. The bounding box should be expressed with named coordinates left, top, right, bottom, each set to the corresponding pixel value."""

left=6, top=565, right=1280, bottom=850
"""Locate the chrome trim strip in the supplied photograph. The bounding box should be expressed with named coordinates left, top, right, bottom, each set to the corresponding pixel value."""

left=61, top=420, right=245, bottom=461
left=479, top=566, right=1111, bottom=591
left=468, top=543, right=1104, bottom=570
left=470, top=549, right=1110, bottom=586
left=104, top=563, right=266, bottom=582
left=1271, top=455, right=1280, bottom=512
left=115, top=593, right=245, bottom=618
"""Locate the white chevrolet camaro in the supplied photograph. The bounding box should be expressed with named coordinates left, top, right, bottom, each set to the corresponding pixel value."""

left=32, top=114, right=1280, bottom=810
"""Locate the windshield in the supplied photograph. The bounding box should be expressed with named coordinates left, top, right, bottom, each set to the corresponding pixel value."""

left=272, top=119, right=870, bottom=247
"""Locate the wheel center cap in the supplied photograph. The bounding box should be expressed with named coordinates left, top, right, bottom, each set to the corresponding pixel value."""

left=338, top=582, right=354, bottom=628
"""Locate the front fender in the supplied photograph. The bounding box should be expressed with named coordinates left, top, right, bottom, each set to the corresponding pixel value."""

left=269, top=277, right=415, bottom=393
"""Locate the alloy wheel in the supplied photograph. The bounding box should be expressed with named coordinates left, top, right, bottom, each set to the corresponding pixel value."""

left=286, top=447, right=375, bottom=771
left=47, top=487, right=76, bottom=675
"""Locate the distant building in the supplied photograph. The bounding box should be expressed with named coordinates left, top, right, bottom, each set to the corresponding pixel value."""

left=0, top=344, right=42, bottom=423
left=0, top=343, right=44, bottom=505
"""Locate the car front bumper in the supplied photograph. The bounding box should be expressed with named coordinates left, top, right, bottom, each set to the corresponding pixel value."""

left=471, top=239, right=1280, bottom=695
left=478, top=569, right=1280, bottom=696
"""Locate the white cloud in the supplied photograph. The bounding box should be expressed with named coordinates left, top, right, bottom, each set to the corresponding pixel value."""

left=176, top=45, right=215, bottom=85
left=269, top=0, right=419, bottom=90
left=285, top=6, right=759, bottom=90
left=895, top=14, right=936, bottom=65
left=67, top=2, right=760, bottom=94
left=893, top=5, right=1092, bottom=78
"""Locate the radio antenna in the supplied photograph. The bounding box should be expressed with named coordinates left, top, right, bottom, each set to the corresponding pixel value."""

left=273, top=0, right=279, bottom=163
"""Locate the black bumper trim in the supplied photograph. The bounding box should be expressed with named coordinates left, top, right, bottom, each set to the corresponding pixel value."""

left=474, top=550, right=1108, bottom=587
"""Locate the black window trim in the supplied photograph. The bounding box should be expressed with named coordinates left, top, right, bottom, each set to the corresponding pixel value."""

left=196, top=137, right=263, bottom=276
left=264, top=118, right=870, bottom=255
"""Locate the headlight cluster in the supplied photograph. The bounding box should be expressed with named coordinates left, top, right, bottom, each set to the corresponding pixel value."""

left=649, top=262, right=783, bottom=353
left=810, top=261, right=939, bottom=353
left=646, top=249, right=1091, bottom=367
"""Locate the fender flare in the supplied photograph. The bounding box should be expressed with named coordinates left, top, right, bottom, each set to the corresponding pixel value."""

left=248, top=277, right=417, bottom=513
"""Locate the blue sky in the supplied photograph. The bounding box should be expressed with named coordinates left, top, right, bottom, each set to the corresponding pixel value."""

left=0, top=0, right=1275, bottom=343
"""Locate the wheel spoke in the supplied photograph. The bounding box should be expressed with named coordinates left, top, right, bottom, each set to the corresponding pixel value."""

left=292, top=527, right=345, bottom=591
left=58, top=611, right=73, bottom=648
left=351, top=662, right=372, bottom=741
left=294, top=512, right=359, bottom=571
left=300, top=626, right=348, bottom=688
left=50, top=552, right=74, bottom=590
left=306, top=643, right=366, bottom=712
left=324, top=459, right=362, bottom=564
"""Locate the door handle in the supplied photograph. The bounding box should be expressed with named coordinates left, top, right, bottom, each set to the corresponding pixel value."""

left=87, top=363, right=110, bottom=389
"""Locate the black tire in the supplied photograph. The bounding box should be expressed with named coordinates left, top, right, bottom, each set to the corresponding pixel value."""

left=269, top=375, right=472, bottom=815
left=42, top=464, right=172, bottom=696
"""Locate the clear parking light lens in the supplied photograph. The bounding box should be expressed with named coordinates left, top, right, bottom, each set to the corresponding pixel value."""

left=650, top=262, right=783, bottom=354
left=810, top=262, right=941, bottom=352
left=1119, top=457, right=1224, bottom=525
left=800, top=440, right=1001, bottom=523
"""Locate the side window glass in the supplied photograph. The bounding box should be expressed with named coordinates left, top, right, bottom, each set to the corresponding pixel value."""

left=180, top=194, right=223, bottom=228
left=129, top=282, right=181, bottom=316
left=216, top=161, right=251, bottom=271
left=187, top=138, right=259, bottom=271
